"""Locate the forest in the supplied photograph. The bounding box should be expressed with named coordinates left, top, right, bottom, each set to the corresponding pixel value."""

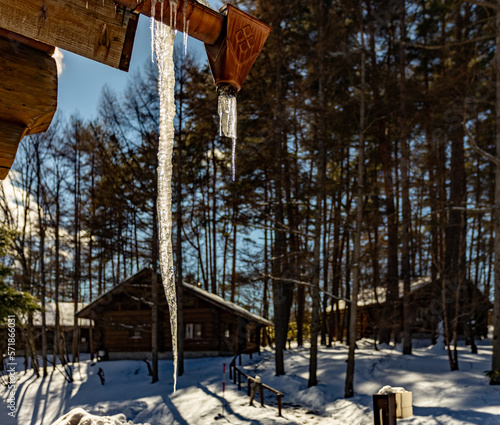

left=1, top=0, right=500, bottom=397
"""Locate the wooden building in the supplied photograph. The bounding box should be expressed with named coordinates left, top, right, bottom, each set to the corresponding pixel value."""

left=32, top=302, right=92, bottom=354
left=76, top=268, right=272, bottom=359
left=0, top=302, right=91, bottom=357
left=329, top=277, right=492, bottom=342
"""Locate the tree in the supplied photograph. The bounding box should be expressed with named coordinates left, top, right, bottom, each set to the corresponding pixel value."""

left=345, top=2, right=366, bottom=397
left=0, top=226, right=39, bottom=322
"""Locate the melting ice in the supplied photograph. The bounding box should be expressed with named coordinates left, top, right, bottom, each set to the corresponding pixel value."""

left=153, top=11, right=178, bottom=391
left=217, top=85, right=238, bottom=181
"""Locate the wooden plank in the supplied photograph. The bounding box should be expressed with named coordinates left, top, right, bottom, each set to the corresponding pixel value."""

left=0, top=28, right=54, bottom=54
left=0, top=33, right=57, bottom=179
left=0, top=121, right=28, bottom=179
left=0, top=37, right=57, bottom=133
left=0, top=0, right=139, bottom=70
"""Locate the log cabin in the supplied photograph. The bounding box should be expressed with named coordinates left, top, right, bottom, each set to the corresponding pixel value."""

left=0, top=302, right=91, bottom=358
left=76, top=268, right=272, bottom=359
left=328, top=277, right=492, bottom=343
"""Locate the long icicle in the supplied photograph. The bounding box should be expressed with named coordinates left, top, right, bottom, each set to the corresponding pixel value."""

left=154, top=17, right=178, bottom=391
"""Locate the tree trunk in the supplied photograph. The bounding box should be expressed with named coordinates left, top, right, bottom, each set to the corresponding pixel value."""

left=211, top=137, right=217, bottom=295
left=308, top=0, right=328, bottom=387
left=345, top=19, right=365, bottom=397
left=176, top=72, right=185, bottom=377
left=72, top=128, right=81, bottom=364
left=35, top=140, right=48, bottom=377
left=369, top=26, right=398, bottom=344
left=400, top=1, right=412, bottom=356
left=231, top=210, right=237, bottom=303
left=491, top=0, right=500, bottom=384
left=271, top=8, right=291, bottom=376
left=152, top=195, right=159, bottom=383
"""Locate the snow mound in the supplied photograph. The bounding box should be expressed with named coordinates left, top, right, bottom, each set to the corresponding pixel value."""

left=51, top=408, right=150, bottom=425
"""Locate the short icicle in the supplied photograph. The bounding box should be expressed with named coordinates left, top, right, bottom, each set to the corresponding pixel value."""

left=217, top=85, right=238, bottom=181
left=153, top=17, right=178, bottom=391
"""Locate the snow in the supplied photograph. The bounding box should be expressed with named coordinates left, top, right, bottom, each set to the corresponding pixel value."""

left=51, top=408, right=142, bottom=425
left=330, top=277, right=432, bottom=311
left=32, top=302, right=90, bottom=327
left=3, top=339, right=500, bottom=424
left=183, top=282, right=273, bottom=326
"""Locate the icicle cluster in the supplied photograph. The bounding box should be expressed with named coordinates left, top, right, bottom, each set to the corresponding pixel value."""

left=217, top=85, right=238, bottom=181
left=152, top=3, right=179, bottom=391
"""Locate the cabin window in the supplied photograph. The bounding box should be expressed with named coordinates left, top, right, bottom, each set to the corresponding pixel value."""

left=185, top=323, right=202, bottom=339
left=224, top=324, right=232, bottom=339
left=130, top=328, right=142, bottom=339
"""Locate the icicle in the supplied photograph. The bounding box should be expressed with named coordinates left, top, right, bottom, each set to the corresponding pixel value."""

left=217, top=85, right=238, bottom=181
left=231, top=137, right=237, bottom=181
left=154, top=17, right=178, bottom=392
left=150, top=0, right=157, bottom=62
left=86, top=0, right=88, bottom=9
left=183, top=20, right=189, bottom=55
left=182, top=1, right=189, bottom=55
left=169, top=0, right=178, bottom=29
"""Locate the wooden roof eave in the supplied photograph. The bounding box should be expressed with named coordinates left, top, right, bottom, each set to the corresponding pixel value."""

left=0, top=0, right=139, bottom=71
left=0, top=31, right=58, bottom=179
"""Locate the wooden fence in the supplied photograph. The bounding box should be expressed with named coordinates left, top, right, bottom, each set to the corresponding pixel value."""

left=229, top=353, right=284, bottom=416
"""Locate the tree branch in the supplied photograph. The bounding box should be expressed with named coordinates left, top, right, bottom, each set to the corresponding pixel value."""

left=464, top=0, right=500, bottom=12
left=463, top=121, right=500, bottom=167
left=258, top=273, right=352, bottom=303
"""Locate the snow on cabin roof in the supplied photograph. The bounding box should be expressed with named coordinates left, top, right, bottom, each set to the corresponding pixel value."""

left=330, top=276, right=432, bottom=312
left=31, top=302, right=91, bottom=328
left=183, top=282, right=273, bottom=327
left=76, top=268, right=273, bottom=327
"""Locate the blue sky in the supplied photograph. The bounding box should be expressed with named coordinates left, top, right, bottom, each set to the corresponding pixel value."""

left=56, top=15, right=206, bottom=121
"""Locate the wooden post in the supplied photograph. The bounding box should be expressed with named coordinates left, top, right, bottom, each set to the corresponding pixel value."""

left=247, top=377, right=251, bottom=396
left=277, top=394, right=282, bottom=416
left=260, top=384, right=264, bottom=407
left=373, top=394, right=396, bottom=425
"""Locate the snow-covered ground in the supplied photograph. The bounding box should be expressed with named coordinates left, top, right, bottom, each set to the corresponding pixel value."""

left=2, top=339, right=500, bottom=424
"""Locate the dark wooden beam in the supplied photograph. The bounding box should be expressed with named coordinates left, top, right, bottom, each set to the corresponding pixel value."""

left=0, top=121, right=27, bottom=180
left=0, top=36, right=57, bottom=179
left=0, top=0, right=138, bottom=71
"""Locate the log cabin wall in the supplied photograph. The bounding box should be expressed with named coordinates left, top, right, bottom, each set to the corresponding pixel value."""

left=82, top=268, right=271, bottom=359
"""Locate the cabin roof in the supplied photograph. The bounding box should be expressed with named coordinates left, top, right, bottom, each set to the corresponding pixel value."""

left=28, top=302, right=91, bottom=328
left=182, top=281, right=273, bottom=327
left=330, top=277, right=432, bottom=312
left=76, top=268, right=273, bottom=327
